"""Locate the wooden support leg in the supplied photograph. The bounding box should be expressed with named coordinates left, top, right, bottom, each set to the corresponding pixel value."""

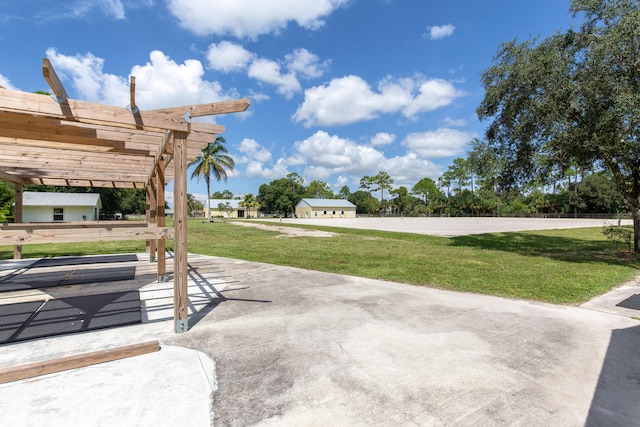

left=157, top=159, right=167, bottom=282
left=13, top=183, right=23, bottom=260
left=173, top=132, right=189, bottom=333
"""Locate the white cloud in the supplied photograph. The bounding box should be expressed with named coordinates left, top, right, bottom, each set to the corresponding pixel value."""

left=0, top=74, right=16, bottom=90
left=293, top=131, right=386, bottom=179
left=236, top=127, right=469, bottom=191
left=427, top=24, right=455, bottom=40
left=244, top=48, right=327, bottom=99
left=401, top=128, right=473, bottom=159
left=370, top=132, right=396, bottom=146
left=248, top=58, right=301, bottom=99
left=383, top=152, right=443, bottom=185
left=131, top=51, right=230, bottom=108
left=403, top=78, right=465, bottom=117
left=167, top=0, right=349, bottom=38
left=245, top=158, right=290, bottom=179
left=46, top=49, right=233, bottom=108
left=46, top=48, right=129, bottom=105
left=285, top=48, right=328, bottom=79
left=293, top=75, right=465, bottom=127
left=206, top=43, right=327, bottom=98
left=442, top=117, right=467, bottom=127
left=207, top=41, right=254, bottom=73
left=69, top=0, right=126, bottom=19
left=237, top=138, right=273, bottom=163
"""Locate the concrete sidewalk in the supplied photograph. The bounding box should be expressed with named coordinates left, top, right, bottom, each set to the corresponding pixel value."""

left=1, top=254, right=640, bottom=426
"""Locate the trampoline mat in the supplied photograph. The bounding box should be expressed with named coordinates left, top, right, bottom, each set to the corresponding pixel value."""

left=0, top=291, right=141, bottom=344
left=0, top=300, right=45, bottom=344
left=0, top=266, right=136, bottom=293
left=616, top=294, right=640, bottom=310
left=31, top=254, right=139, bottom=268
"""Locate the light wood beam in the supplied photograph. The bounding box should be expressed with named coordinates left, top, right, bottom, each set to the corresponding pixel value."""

left=0, top=341, right=160, bottom=385
left=42, top=59, right=69, bottom=103
left=0, top=169, right=23, bottom=184
left=157, top=159, right=167, bottom=281
left=148, top=177, right=158, bottom=262
left=148, top=98, right=249, bottom=118
left=0, top=224, right=173, bottom=245
left=0, top=88, right=191, bottom=133
left=173, top=131, right=189, bottom=333
left=129, top=75, right=137, bottom=112
left=13, top=182, right=22, bottom=260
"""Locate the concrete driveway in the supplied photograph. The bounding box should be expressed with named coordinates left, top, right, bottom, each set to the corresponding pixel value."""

left=163, top=258, right=640, bottom=426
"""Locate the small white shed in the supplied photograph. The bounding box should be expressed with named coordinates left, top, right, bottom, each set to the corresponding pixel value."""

left=22, top=192, right=102, bottom=222
left=295, top=198, right=356, bottom=219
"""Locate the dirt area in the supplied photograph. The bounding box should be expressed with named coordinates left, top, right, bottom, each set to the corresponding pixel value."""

left=229, top=220, right=337, bottom=238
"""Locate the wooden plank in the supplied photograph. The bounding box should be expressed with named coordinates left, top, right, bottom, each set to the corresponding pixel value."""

left=13, top=182, right=22, bottom=260
left=157, top=159, right=167, bottom=280
left=147, top=178, right=157, bottom=262
left=190, top=123, right=225, bottom=135
left=21, top=178, right=146, bottom=188
left=0, top=341, right=161, bottom=385
left=42, top=59, right=69, bottom=102
left=173, top=132, right=189, bottom=332
left=2, top=166, right=150, bottom=182
left=0, top=169, right=23, bottom=184
left=0, top=153, right=152, bottom=172
left=147, top=130, right=173, bottom=185
left=147, top=98, right=249, bottom=118
left=129, top=75, right=137, bottom=112
left=0, top=88, right=190, bottom=133
left=1, top=221, right=150, bottom=229
left=0, top=225, right=174, bottom=245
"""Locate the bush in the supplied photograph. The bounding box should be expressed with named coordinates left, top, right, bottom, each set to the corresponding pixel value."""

left=602, top=223, right=633, bottom=251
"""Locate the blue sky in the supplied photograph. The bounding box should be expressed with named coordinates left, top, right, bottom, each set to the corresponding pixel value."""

left=0, top=0, right=579, bottom=205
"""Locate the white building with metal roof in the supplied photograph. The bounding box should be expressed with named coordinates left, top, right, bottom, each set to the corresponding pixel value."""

left=295, top=198, right=356, bottom=219
left=22, top=192, right=102, bottom=222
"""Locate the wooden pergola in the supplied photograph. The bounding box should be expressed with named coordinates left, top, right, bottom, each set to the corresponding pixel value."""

left=0, top=59, right=249, bottom=333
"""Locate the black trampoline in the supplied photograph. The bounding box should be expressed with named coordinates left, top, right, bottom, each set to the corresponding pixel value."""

left=0, top=266, right=136, bottom=293
left=0, top=291, right=142, bottom=344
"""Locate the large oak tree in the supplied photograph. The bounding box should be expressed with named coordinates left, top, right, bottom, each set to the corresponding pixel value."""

left=477, top=0, right=640, bottom=250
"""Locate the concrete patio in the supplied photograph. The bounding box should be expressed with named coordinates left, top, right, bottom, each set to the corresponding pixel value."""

left=0, top=249, right=639, bottom=426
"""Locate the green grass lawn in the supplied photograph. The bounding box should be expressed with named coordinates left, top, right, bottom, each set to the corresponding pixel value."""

left=2, top=219, right=638, bottom=305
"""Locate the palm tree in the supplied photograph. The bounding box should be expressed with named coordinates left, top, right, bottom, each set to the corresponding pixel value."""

left=189, top=136, right=234, bottom=222
left=240, top=193, right=260, bottom=218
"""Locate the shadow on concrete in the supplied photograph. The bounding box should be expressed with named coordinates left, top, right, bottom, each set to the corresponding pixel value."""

left=185, top=262, right=271, bottom=329
left=585, top=323, right=640, bottom=426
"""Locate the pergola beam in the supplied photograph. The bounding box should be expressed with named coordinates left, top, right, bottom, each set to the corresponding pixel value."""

left=0, top=170, right=23, bottom=184
left=148, top=98, right=250, bottom=118
left=0, top=224, right=173, bottom=245
left=42, top=58, right=69, bottom=103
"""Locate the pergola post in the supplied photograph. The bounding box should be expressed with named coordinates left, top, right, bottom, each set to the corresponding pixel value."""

left=173, top=132, right=189, bottom=333
left=146, top=180, right=157, bottom=262
left=156, top=159, right=167, bottom=282
left=13, top=183, right=22, bottom=260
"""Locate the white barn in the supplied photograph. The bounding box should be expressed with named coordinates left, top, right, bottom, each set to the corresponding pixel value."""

left=295, top=198, right=356, bottom=219
left=22, top=192, right=102, bottom=223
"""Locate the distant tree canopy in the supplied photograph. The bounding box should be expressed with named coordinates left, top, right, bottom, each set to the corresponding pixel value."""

left=257, top=173, right=306, bottom=217
left=211, top=190, right=234, bottom=199
left=476, top=0, right=640, bottom=248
